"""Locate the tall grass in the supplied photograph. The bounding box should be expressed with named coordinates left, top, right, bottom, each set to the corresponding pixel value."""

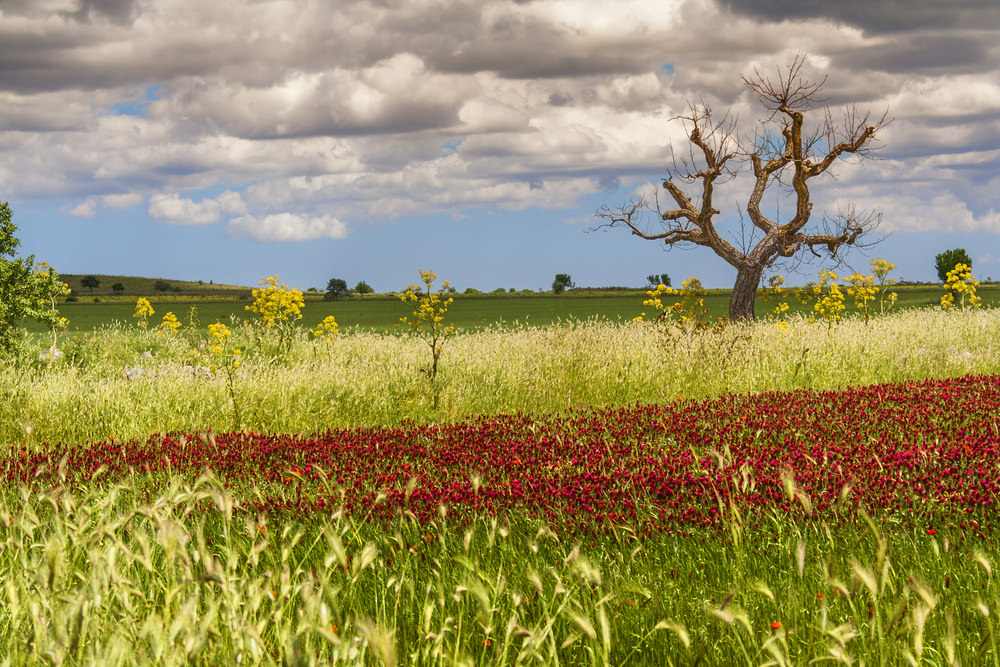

left=5, top=307, right=1000, bottom=446
left=1, top=472, right=996, bottom=664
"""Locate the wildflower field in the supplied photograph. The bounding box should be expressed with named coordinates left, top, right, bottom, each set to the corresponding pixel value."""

left=4, top=305, right=1000, bottom=664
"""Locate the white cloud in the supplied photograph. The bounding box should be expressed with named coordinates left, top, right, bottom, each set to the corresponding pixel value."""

left=102, top=192, right=144, bottom=209
left=226, top=212, right=348, bottom=242
left=148, top=192, right=222, bottom=225
left=68, top=200, right=98, bottom=218
left=216, top=189, right=248, bottom=215
left=67, top=192, right=144, bottom=217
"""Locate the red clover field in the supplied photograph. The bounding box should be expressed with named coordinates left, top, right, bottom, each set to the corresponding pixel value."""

left=3, top=305, right=1000, bottom=664
left=13, top=374, right=1000, bottom=532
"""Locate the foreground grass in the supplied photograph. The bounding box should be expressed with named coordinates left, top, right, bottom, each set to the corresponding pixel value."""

left=5, top=307, right=1000, bottom=446
left=1, top=473, right=997, bottom=665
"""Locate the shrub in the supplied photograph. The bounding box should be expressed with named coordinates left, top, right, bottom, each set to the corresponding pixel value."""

left=0, top=203, right=71, bottom=357
left=935, top=248, right=972, bottom=283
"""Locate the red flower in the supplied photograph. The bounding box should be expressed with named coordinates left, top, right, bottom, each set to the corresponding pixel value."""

left=927, top=529, right=936, bottom=535
left=770, top=621, right=782, bottom=630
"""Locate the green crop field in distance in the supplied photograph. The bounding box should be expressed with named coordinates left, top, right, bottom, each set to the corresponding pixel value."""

left=21, top=283, right=996, bottom=334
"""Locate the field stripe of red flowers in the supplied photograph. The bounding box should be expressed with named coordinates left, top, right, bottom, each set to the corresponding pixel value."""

left=8, top=374, right=1000, bottom=533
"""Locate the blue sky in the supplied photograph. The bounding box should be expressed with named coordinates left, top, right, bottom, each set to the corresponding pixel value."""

left=2, top=0, right=998, bottom=292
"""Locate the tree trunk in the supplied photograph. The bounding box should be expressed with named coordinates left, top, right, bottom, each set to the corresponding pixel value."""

left=729, top=265, right=764, bottom=323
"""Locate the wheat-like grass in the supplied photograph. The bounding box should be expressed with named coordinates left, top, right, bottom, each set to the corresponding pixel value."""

left=0, top=473, right=996, bottom=664
left=5, top=308, right=1000, bottom=446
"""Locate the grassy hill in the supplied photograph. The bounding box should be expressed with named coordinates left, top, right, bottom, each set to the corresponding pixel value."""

left=61, top=274, right=251, bottom=297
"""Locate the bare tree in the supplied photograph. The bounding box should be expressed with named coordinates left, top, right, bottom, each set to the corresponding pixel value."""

left=596, top=56, right=888, bottom=322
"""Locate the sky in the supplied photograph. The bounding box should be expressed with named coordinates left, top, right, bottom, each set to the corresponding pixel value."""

left=1, top=0, right=998, bottom=292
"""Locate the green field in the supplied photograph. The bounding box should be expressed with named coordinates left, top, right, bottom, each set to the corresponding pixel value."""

left=23, top=284, right=986, bottom=334
left=4, top=308, right=1000, bottom=663
left=6, top=283, right=1000, bottom=663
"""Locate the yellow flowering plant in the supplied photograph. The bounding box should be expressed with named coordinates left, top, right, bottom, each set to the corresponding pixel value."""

left=758, top=275, right=792, bottom=321
left=845, top=273, right=877, bottom=324
left=941, top=263, right=981, bottom=311
left=133, top=298, right=154, bottom=328
left=33, top=262, right=71, bottom=362
left=636, top=277, right=717, bottom=331
left=399, top=269, right=455, bottom=386
left=207, top=322, right=243, bottom=425
left=811, top=270, right=845, bottom=328
left=635, top=282, right=678, bottom=323
left=245, top=275, right=304, bottom=355
left=158, top=311, right=182, bottom=336
left=845, top=258, right=899, bottom=324
left=313, top=315, right=339, bottom=344
left=870, top=258, right=899, bottom=316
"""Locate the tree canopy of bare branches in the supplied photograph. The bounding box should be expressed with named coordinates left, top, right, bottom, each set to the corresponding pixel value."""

left=596, top=55, right=888, bottom=322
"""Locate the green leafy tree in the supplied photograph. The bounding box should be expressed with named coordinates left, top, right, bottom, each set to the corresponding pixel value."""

left=112, top=282, right=125, bottom=295
left=0, top=202, right=71, bottom=356
left=552, top=273, right=575, bottom=294
left=354, top=281, right=374, bottom=295
left=646, top=273, right=671, bottom=288
left=325, top=278, right=349, bottom=299
left=935, top=248, right=972, bottom=283
left=153, top=279, right=172, bottom=293
left=81, top=275, right=100, bottom=294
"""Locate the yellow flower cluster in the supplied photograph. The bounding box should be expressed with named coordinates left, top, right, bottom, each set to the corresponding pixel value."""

left=399, top=270, right=456, bottom=337
left=811, top=270, right=845, bottom=327
left=133, top=298, right=154, bottom=328
left=635, top=277, right=710, bottom=329
left=207, top=322, right=241, bottom=371
left=158, top=311, right=182, bottom=335
left=208, top=322, right=231, bottom=347
left=870, top=258, right=899, bottom=315
left=759, top=275, right=791, bottom=319
left=637, top=283, right=678, bottom=322
left=941, top=263, right=981, bottom=310
left=246, top=275, right=304, bottom=328
left=845, top=273, right=877, bottom=321
left=314, top=315, right=339, bottom=343
left=871, top=258, right=895, bottom=283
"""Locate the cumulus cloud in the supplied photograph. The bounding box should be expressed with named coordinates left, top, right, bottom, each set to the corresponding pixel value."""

left=216, top=190, right=248, bottom=215
left=102, top=192, right=144, bottom=208
left=67, top=200, right=99, bottom=218
left=148, top=192, right=222, bottom=225
left=226, top=213, right=348, bottom=242
left=67, top=192, right=144, bottom=217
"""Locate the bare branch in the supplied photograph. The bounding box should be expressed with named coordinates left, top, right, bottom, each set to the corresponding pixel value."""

left=742, top=53, right=828, bottom=116
left=668, top=103, right=741, bottom=183
left=592, top=198, right=704, bottom=245
left=780, top=207, right=883, bottom=259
